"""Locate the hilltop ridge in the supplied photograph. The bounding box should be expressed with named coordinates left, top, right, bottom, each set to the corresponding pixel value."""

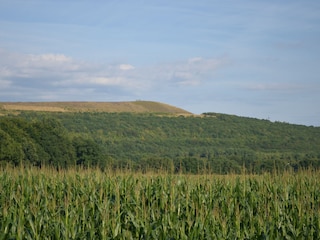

left=0, top=101, right=192, bottom=115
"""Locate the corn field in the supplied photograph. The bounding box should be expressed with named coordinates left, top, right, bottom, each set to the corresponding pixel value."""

left=0, top=168, right=319, bottom=239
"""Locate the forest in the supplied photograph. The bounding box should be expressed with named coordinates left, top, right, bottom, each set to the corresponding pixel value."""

left=1, top=111, right=320, bottom=174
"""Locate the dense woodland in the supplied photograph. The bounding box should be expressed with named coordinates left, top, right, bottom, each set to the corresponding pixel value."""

left=1, top=111, right=320, bottom=174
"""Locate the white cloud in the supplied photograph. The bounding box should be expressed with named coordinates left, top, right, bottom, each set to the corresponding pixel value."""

left=0, top=66, right=12, bottom=78
left=174, top=71, right=193, bottom=79
left=119, top=64, right=135, bottom=71
left=0, top=50, right=134, bottom=86
left=22, top=54, right=80, bottom=73
left=0, top=49, right=228, bottom=101
left=0, top=50, right=83, bottom=80
left=188, top=57, right=202, bottom=63
left=144, top=56, right=229, bottom=87
left=78, top=77, right=128, bottom=86
left=29, top=54, right=72, bottom=63
left=177, top=79, right=200, bottom=86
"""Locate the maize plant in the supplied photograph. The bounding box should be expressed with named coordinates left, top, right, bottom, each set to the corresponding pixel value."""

left=0, top=168, right=319, bottom=239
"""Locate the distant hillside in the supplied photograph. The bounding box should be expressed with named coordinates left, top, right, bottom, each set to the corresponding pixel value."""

left=0, top=101, right=191, bottom=115
left=1, top=110, right=320, bottom=173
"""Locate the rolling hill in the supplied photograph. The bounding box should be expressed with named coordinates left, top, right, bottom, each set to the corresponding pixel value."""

left=0, top=101, right=192, bottom=115
left=1, top=101, right=320, bottom=173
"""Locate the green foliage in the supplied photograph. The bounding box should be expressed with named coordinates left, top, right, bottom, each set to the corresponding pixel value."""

left=0, top=128, right=23, bottom=166
left=72, top=136, right=103, bottom=167
left=1, top=111, right=320, bottom=173
left=0, top=168, right=319, bottom=238
left=0, top=117, right=101, bottom=168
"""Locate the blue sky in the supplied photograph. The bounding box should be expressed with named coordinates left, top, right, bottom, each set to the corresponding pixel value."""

left=0, top=0, right=319, bottom=126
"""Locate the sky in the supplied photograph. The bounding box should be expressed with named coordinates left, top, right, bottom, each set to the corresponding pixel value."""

left=0, top=0, right=319, bottom=126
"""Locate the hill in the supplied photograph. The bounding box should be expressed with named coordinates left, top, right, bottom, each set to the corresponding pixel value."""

left=1, top=109, right=320, bottom=173
left=0, top=101, right=191, bottom=115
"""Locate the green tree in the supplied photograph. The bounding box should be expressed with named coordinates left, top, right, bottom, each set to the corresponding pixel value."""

left=0, top=129, right=23, bottom=166
left=72, top=136, right=103, bottom=167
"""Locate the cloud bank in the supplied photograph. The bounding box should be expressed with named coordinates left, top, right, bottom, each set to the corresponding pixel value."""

left=0, top=49, right=228, bottom=101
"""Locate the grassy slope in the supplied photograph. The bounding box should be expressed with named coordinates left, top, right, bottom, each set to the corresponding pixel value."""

left=0, top=101, right=191, bottom=115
